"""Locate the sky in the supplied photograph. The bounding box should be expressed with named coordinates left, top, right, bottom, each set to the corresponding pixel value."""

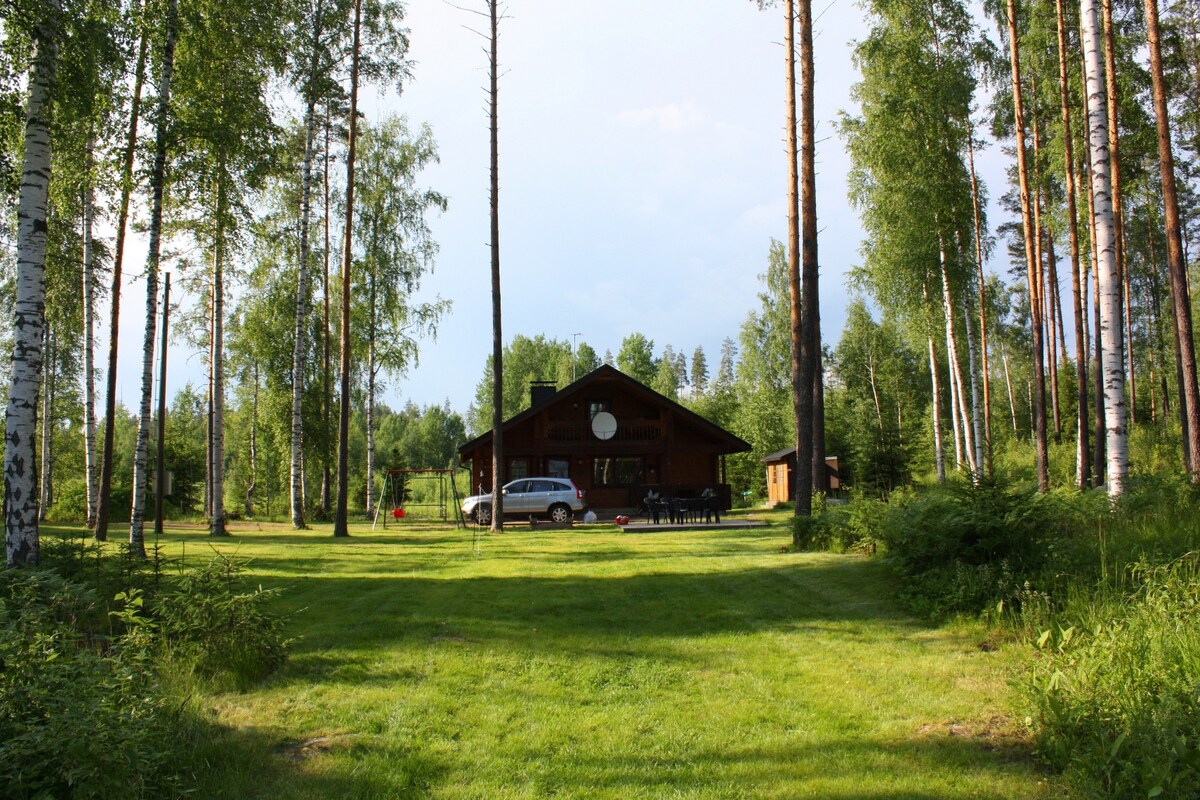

left=107, top=0, right=1012, bottom=417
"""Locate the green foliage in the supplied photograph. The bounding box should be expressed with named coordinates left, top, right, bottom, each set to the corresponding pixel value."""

left=156, top=554, right=292, bottom=690
left=0, top=538, right=293, bottom=797
left=616, top=332, right=657, bottom=385
left=1024, top=555, right=1200, bottom=799
left=0, top=571, right=179, bottom=800
left=467, top=334, right=577, bottom=434
left=871, top=480, right=1095, bottom=617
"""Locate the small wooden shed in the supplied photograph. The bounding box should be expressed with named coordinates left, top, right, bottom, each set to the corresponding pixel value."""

left=762, top=448, right=841, bottom=505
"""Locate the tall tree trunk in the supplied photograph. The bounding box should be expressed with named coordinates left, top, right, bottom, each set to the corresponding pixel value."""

left=1087, top=168, right=1107, bottom=482
left=81, top=138, right=99, bottom=526
left=939, top=237, right=976, bottom=476
left=488, top=0, right=506, bottom=531
left=290, top=103, right=312, bottom=531
left=154, top=273, right=169, bottom=536
left=929, top=336, right=947, bottom=482
left=96, top=29, right=148, bottom=541
left=800, top=0, right=822, bottom=502
left=967, top=128, right=992, bottom=476
left=1055, top=0, right=1091, bottom=485
left=1044, top=220, right=1064, bottom=444
left=5, top=4, right=57, bottom=566
left=963, top=291, right=984, bottom=476
left=205, top=366, right=213, bottom=517
left=1003, top=349, right=1019, bottom=433
left=947, top=325, right=964, bottom=469
left=128, top=0, right=176, bottom=557
left=1007, top=0, right=1050, bottom=491
left=1101, top=0, right=1133, bottom=425
left=246, top=362, right=258, bottom=518
left=1145, top=0, right=1200, bottom=479
left=39, top=329, right=54, bottom=520
left=792, top=0, right=820, bottom=520
left=210, top=182, right=229, bottom=537
left=1082, top=0, right=1128, bottom=497
left=365, top=267, right=377, bottom=518
left=290, top=8, right=326, bottom=531
left=321, top=111, right=332, bottom=514
left=333, top=0, right=361, bottom=538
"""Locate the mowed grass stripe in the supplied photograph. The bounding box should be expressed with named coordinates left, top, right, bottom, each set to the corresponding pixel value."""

left=145, top=520, right=1071, bottom=799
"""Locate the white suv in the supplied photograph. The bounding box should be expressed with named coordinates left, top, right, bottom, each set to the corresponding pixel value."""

left=462, top=478, right=586, bottom=525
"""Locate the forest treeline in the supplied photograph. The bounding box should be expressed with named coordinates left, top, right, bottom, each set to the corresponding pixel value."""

left=2, top=0, right=1200, bottom=565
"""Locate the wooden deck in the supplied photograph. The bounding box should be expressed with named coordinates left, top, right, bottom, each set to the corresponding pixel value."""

left=617, top=519, right=768, bottom=533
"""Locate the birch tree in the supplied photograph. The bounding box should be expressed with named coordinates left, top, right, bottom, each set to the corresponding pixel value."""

left=842, top=0, right=986, bottom=483
left=128, top=0, right=178, bottom=558
left=156, top=0, right=283, bottom=538
left=352, top=116, right=446, bottom=517
left=1081, top=0, right=1128, bottom=496
left=4, top=0, right=60, bottom=566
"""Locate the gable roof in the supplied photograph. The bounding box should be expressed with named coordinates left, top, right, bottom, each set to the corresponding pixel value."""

left=457, top=363, right=751, bottom=456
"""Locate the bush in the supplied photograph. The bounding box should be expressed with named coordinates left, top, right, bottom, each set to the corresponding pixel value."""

left=874, top=480, right=1097, bottom=618
left=0, top=546, right=293, bottom=797
left=0, top=572, right=180, bottom=799
left=155, top=554, right=292, bottom=690
left=1024, top=555, right=1200, bottom=799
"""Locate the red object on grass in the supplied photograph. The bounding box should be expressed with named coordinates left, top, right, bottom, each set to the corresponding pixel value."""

left=393, top=508, right=405, bottom=519
left=615, top=515, right=630, bottom=525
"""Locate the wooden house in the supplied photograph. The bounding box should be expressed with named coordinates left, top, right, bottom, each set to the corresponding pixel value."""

left=763, top=448, right=841, bottom=505
left=458, top=365, right=751, bottom=510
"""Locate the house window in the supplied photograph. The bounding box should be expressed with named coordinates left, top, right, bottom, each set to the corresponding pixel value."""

left=593, top=457, right=642, bottom=487
left=587, top=399, right=610, bottom=419
left=507, top=458, right=530, bottom=481
left=547, top=458, right=570, bottom=479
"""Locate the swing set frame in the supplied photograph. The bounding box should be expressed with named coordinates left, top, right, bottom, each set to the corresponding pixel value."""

left=372, top=468, right=466, bottom=530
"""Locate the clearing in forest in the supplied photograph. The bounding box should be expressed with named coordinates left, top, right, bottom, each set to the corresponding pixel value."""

left=172, top=518, right=1072, bottom=799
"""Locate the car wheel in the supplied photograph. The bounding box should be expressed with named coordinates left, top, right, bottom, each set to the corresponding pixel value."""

left=474, top=504, right=492, bottom=526
left=548, top=503, right=572, bottom=523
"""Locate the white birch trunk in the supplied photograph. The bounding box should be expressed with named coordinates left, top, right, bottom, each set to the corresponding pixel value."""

left=82, top=141, right=99, bottom=527
left=39, top=328, right=53, bottom=520
left=947, top=340, right=964, bottom=470
left=5, top=12, right=57, bottom=567
left=366, top=360, right=376, bottom=517
left=939, top=239, right=977, bottom=476
left=290, top=100, right=318, bottom=530
left=964, top=302, right=984, bottom=477
left=1003, top=351, right=1019, bottom=432
left=128, top=261, right=159, bottom=557
left=929, top=336, right=946, bottom=482
left=1081, top=0, right=1128, bottom=497
left=211, top=216, right=228, bottom=535
left=246, top=364, right=258, bottom=518
left=128, top=0, right=174, bottom=556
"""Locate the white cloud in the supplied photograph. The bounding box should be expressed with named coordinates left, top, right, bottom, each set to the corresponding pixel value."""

left=612, top=101, right=705, bottom=135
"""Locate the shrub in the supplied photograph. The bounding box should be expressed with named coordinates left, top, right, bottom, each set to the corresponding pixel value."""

left=875, top=480, right=1095, bottom=617
left=0, top=572, right=180, bottom=799
left=154, top=554, right=292, bottom=690
left=1024, top=555, right=1200, bottom=799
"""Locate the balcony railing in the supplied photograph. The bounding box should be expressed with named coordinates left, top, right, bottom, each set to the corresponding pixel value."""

left=544, top=420, right=663, bottom=443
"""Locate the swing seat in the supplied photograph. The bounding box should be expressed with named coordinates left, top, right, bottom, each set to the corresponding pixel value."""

left=393, top=507, right=405, bottom=519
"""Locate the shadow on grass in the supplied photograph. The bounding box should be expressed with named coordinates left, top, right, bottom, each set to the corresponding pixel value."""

left=191, top=709, right=1044, bottom=800
left=261, top=558, right=930, bottom=680
left=187, top=718, right=448, bottom=800
left=495, top=734, right=1043, bottom=800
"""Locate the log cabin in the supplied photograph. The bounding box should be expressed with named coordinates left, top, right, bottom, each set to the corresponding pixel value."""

left=458, top=365, right=751, bottom=511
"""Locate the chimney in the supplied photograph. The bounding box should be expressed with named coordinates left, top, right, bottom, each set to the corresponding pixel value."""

left=530, top=381, right=557, bottom=408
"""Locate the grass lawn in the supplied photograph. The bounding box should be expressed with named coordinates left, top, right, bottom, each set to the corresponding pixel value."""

left=97, top=515, right=1073, bottom=799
